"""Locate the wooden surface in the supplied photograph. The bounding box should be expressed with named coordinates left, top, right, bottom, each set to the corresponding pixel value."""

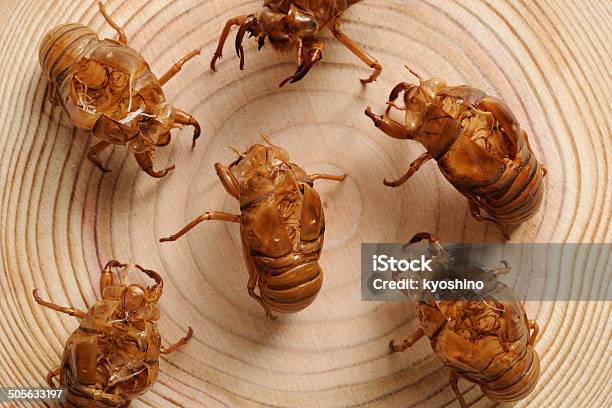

left=0, top=0, right=610, bottom=407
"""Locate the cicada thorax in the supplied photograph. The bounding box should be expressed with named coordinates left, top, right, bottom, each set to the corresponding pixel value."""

left=422, top=87, right=545, bottom=225
left=40, top=23, right=173, bottom=148
left=59, top=299, right=161, bottom=408
left=261, top=0, right=359, bottom=44
left=239, top=162, right=325, bottom=313
left=291, top=0, right=359, bottom=24
left=419, top=296, right=540, bottom=403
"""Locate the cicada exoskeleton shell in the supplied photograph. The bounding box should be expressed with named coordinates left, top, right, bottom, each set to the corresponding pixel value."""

left=389, top=233, right=540, bottom=407
left=39, top=2, right=201, bottom=178
left=33, top=261, right=192, bottom=407
left=210, top=0, right=381, bottom=86
left=160, top=140, right=346, bottom=319
left=365, top=72, right=546, bottom=238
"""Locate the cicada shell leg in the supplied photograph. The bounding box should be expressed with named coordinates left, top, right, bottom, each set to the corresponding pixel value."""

left=386, top=82, right=415, bottom=113
left=32, top=289, right=86, bottom=319
left=247, top=270, right=277, bottom=320
left=449, top=371, right=469, bottom=408
left=296, top=39, right=304, bottom=67
left=210, top=15, right=256, bottom=71
left=215, top=163, right=240, bottom=199
left=389, top=328, right=425, bottom=353
left=161, top=327, right=194, bottom=354
left=100, top=260, right=126, bottom=295
left=87, top=141, right=112, bottom=173
left=159, top=49, right=201, bottom=86
left=364, top=107, right=412, bottom=140
left=98, top=2, right=128, bottom=44
left=308, top=173, right=347, bottom=182
left=331, top=19, right=381, bottom=84
left=46, top=367, right=60, bottom=387
left=159, top=211, right=240, bottom=242
left=279, top=40, right=324, bottom=87
left=383, top=152, right=432, bottom=188
left=134, top=150, right=175, bottom=178
left=134, top=264, right=164, bottom=303
left=467, top=199, right=510, bottom=240
left=174, top=109, right=202, bottom=148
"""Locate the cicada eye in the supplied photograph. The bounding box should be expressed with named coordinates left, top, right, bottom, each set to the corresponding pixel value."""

left=405, top=110, right=423, bottom=132
left=121, top=285, right=146, bottom=312
left=405, top=86, right=420, bottom=102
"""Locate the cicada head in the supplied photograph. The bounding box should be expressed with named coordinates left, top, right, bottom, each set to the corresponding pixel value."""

left=230, top=143, right=290, bottom=180
left=256, top=5, right=320, bottom=52
left=419, top=77, right=447, bottom=101
left=101, top=264, right=164, bottom=322
left=120, top=284, right=147, bottom=312
left=228, top=142, right=305, bottom=211
left=398, top=77, right=447, bottom=133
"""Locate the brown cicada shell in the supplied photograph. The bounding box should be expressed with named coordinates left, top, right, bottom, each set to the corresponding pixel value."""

left=210, top=0, right=381, bottom=87
left=39, top=2, right=201, bottom=178
left=389, top=233, right=540, bottom=407
left=160, top=137, right=346, bottom=319
left=33, top=261, right=193, bottom=407
left=365, top=69, right=546, bottom=238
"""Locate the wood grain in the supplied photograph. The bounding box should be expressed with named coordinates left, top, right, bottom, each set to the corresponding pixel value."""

left=0, top=0, right=610, bottom=407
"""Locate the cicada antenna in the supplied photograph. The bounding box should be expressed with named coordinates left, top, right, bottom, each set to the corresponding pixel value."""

left=118, top=259, right=132, bottom=284
left=261, top=133, right=277, bottom=147
left=404, top=65, right=423, bottom=84
left=227, top=145, right=242, bottom=156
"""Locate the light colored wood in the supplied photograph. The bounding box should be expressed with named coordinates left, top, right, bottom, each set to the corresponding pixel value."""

left=0, top=1, right=610, bottom=407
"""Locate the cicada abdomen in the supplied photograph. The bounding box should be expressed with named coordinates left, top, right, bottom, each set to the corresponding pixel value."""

left=160, top=139, right=346, bottom=319
left=39, top=23, right=99, bottom=89
left=239, top=162, right=326, bottom=314
left=463, top=96, right=545, bottom=225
